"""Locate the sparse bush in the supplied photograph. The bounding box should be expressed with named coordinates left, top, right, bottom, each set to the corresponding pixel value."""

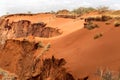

left=95, top=16, right=102, bottom=21
left=44, top=43, right=51, bottom=51
left=94, top=33, right=102, bottom=39
left=34, top=41, right=44, bottom=49
left=35, top=43, right=51, bottom=59
left=56, top=9, right=70, bottom=15
left=27, top=11, right=31, bottom=14
left=105, top=22, right=111, bottom=25
left=6, top=12, right=9, bottom=15
left=72, top=7, right=95, bottom=15
left=96, top=68, right=120, bottom=80
left=85, top=17, right=96, bottom=22
left=97, top=6, right=109, bottom=13
left=114, top=21, right=120, bottom=27
left=114, top=17, right=120, bottom=20
left=38, top=41, right=44, bottom=48
left=85, top=15, right=112, bottom=22
left=56, top=14, right=77, bottom=19
left=50, top=10, right=55, bottom=14
left=84, top=22, right=99, bottom=30
left=101, top=15, right=112, bottom=21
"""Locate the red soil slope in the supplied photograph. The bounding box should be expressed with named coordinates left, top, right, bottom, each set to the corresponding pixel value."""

left=0, top=13, right=120, bottom=80
left=45, top=20, right=120, bottom=79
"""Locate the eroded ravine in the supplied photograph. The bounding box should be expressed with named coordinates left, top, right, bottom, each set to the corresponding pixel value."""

left=0, top=18, right=62, bottom=44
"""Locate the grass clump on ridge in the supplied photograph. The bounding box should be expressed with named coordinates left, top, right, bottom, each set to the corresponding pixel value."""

left=114, top=21, right=120, bottom=27
left=94, top=33, right=103, bottom=39
left=105, top=22, right=111, bottom=25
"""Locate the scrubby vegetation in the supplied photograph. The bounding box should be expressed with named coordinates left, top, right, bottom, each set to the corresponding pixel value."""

left=114, top=21, right=120, bottom=27
left=56, top=14, right=77, bottom=19
left=55, top=6, right=119, bottom=20
left=37, top=41, right=44, bottom=48
left=94, top=33, right=103, bottom=39
left=96, top=68, right=120, bottom=80
left=97, top=6, right=110, bottom=13
left=105, top=22, right=111, bottom=25
left=71, top=6, right=110, bottom=15
left=84, top=22, right=99, bottom=30
left=44, top=43, right=51, bottom=51
left=85, top=15, right=112, bottom=22
left=72, top=7, right=95, bottom=15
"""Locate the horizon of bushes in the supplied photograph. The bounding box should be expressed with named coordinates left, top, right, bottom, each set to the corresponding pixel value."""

left=55, top=6, right=111, bottom=15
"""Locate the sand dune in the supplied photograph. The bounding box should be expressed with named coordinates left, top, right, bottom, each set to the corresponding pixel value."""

left=1, top=13, right=120, bottom=79
left=44, top=20, right=120, bottom=79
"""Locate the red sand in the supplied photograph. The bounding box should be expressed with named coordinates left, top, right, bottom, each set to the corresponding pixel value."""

left=1, top=13, right=120, bottom=79
left=6, top=13, right=84, bottom=36
left=44, top=20, right=120, bottom=79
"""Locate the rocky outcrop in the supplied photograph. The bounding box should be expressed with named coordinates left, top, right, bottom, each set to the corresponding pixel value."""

left=0, top=19, right=61, bottom=42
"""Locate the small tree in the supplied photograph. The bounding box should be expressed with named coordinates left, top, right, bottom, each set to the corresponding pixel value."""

left=72, top=7, right=95, bottom=15
left=51, top=10, right=55, bottom=14
left=27, top=11, right=31, bottom=14
left=97, top=6, right=109, bottom=12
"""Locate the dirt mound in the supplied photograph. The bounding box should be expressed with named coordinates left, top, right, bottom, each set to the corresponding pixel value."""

left=0, top=19, right=61, bottom=42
